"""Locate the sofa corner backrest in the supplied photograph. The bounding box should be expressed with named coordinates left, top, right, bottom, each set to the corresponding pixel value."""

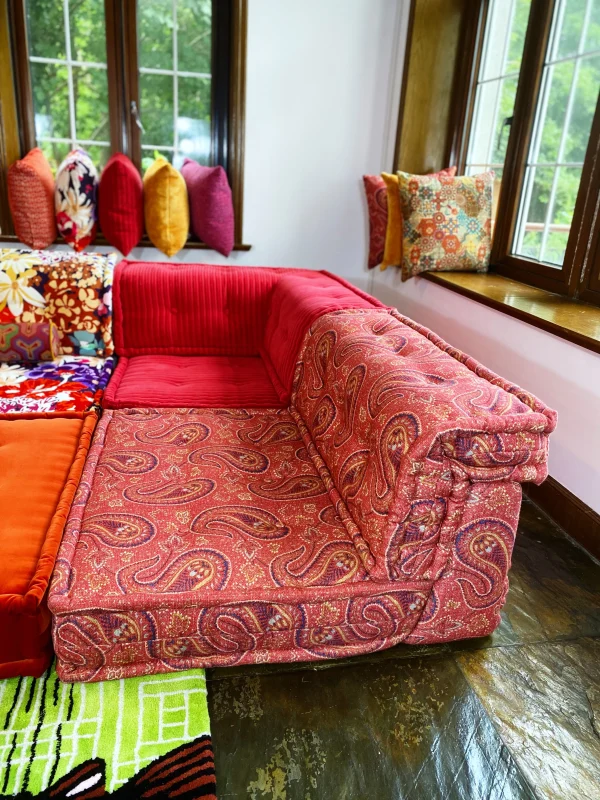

left=112, top=261, right=286, bottom=357
left=291, top=308, right=556, bottom=580
left=261, top=272, right=384, bottom=399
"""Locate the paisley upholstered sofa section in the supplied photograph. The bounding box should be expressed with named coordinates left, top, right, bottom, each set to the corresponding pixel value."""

left=47, top=263, right=556, bottom=682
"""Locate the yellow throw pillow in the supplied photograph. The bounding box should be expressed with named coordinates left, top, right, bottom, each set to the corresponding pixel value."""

left=381, top=173, right=402, bottom=271
left=143, top=156, right=189, bottom=256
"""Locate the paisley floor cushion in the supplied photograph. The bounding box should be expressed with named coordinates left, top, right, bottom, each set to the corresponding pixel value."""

left=0, top=411, right=97, bottom=677
left=48, top=408, right=425, bottom=682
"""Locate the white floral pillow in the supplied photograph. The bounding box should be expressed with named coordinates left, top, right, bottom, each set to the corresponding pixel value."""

left=55, top=149, right=98, bottom=251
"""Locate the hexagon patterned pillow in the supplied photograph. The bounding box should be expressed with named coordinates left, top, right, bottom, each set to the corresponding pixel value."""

left=55, top=149, right=98, bottom=251
left=397, top=170, right=493, bottom=281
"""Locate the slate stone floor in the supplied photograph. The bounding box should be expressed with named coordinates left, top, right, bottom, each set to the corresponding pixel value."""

left=206, top=499, right=600, bottom=800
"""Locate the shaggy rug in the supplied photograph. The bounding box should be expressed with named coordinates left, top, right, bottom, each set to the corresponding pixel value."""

left=0, top=663, right=216, bottom=798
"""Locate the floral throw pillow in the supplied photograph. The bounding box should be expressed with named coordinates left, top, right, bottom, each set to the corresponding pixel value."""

left=0, top=249, right=115, bottom=356
left=397, top=170, right=493, bottom=281
left=55, top=149, right=98, bottom=251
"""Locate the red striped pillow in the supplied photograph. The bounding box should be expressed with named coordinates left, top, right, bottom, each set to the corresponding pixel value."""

left=98, top=153, right=143, bottom=255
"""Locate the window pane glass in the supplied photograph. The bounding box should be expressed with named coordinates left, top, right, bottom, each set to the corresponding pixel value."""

left=73, top=67, right=110, bottom=142
left=69, top=0, right=108, bottom=64
left=177, top=0, right=212, bottom=74
left=30, top=61, right=70, bottom=140
left=26, top=0, right=65, bottom=59
left=138, top=0, right=212, bottom=166
left=25, top=0, right=110, bottom=171
left=512, top=0, right=600, bottom=268
left=140, top=73, right=174, bottom=146
left=465, top=0, right=532, bottom=219
left=138, top=0, right=174, bottom=70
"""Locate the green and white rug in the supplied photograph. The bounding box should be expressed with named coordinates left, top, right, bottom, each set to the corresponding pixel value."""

left=0, top=664, right=216, bottom=798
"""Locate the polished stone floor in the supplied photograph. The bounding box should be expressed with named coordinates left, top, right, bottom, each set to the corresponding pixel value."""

left=207, top=499, right=600, bottom=799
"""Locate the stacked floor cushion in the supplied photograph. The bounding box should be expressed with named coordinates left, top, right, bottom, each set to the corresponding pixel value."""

left=48, top=264, right=556, bottom=682
left=0, top=410, right=97, bottom=677
left=104, top=262, right=382, bottom=408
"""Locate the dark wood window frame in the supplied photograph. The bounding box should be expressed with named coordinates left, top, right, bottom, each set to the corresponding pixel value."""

left=450, top=0, right=600, bottom=304
left=0, top=0, right=249, bottom=251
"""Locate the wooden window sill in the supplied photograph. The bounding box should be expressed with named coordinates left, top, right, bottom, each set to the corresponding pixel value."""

left=0, top=234, right=252, bottom=252
left=422, top=271, right=600, bottom=355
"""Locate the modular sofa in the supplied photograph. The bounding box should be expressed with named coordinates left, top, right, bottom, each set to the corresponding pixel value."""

left=48, top=263, right=556, bottom=682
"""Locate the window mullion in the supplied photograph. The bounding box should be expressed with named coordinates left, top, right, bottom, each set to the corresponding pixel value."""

left=173, top=0, right=178, bottom=164
left=62, top=0, right=77, bottom=149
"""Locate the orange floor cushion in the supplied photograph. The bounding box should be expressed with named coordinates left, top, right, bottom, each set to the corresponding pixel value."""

left=0, top=411, right=97, bottom=677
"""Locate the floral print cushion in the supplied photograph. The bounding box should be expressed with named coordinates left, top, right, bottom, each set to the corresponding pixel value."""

left=0, top=249, right=115, bottom=356
left=397, top=170, right=493, bottom=281
left=0, top=355, right=114, bottom=413
left=55, top=149, right=98, bottom=251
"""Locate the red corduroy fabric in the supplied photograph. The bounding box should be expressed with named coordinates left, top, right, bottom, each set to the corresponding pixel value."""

left=261, top=275, right=380, bottom=398
left=98, top=154, right=143, bottom=255
left=104, top=355, right=284, bottom=408
left=112, top=262, right=366, bottom=357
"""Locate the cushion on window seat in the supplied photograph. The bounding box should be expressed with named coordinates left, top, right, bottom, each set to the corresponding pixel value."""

left=0, top=411, right=97, bottom=678
left=103, top=355, right=285, bottom=409
left=49, top=408, right=427, bottom=682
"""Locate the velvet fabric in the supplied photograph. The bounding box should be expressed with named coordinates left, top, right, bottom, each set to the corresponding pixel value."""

left=7, top=148, right=57, bottom=249
left=181, top=160, right=234, bottom=256
left=0, top=411, right=97, bottom=677
left=98, top=153, right=144, bottom=255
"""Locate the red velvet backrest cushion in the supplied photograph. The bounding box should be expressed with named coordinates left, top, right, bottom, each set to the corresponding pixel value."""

left=8, top=148, right=57, bottom=249
left=98, top=154, right=143, bottom=255
left=181, top=160, right=234, bottom=256
left=262, top=274, right=383, bottom=397
left=113, top=261, right=324, bottom=356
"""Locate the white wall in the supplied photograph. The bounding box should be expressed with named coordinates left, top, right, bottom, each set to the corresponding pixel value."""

left=371, top=269, right=600, bottom=515
left=103, top=0, right=405, bottom=292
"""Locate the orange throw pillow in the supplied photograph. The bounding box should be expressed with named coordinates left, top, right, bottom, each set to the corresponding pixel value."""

left=381, top=166, right=457, bottom=271
left=7, top=148, right=57, bottom=249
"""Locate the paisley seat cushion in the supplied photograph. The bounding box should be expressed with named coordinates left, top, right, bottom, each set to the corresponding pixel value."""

left=49, top=408, right=427, bottom=682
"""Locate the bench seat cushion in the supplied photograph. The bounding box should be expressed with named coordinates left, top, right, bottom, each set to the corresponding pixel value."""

left=0, top=356, right=113, bottom=414
left=0, top=411, right=96, bottom=677
left=49, top=409, right=428, bottom=682
left=104, top=355, right=285, bottom=409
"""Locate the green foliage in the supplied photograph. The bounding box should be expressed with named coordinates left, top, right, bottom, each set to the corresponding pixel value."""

left=26, top=0, right=212, bottom=171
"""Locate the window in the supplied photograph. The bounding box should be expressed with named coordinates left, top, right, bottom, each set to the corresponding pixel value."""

left=26, top=0, right=110, bottom=171
left=0, top=0, right=247, bottom=248
left=455, top=0, right=600, bottom=303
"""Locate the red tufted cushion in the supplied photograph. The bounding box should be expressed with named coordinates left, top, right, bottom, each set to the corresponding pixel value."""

left=98, top=153, right=143, bottom=255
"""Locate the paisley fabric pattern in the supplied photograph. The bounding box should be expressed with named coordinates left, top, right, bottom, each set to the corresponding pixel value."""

left=49, top=306, right=556, bottom=681
left=362, top=175, right=387, bottom=269
left=292, top=309, right=556, bottom=581
left=0, top=355, right=113, bottom=413
left=0, top=249, right=115, bottom=356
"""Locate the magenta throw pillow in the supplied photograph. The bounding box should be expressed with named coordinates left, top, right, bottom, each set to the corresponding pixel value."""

left=180, top=159, right=234, bottom=256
